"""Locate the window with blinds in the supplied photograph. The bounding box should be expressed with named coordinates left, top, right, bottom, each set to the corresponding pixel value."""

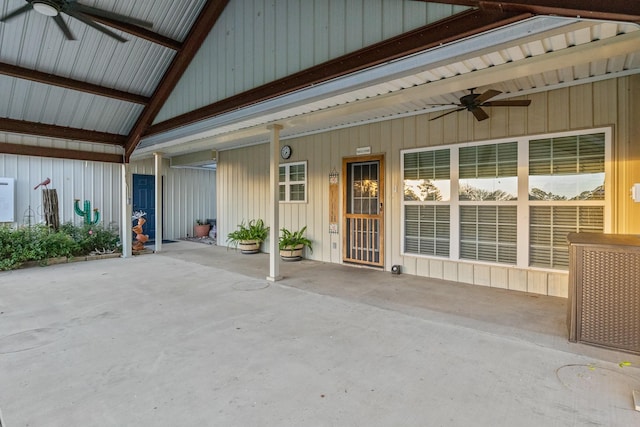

left=530, top=206, right=604, bottom=268
left=460, top=206, right=517, bottom=263
left=403, top=149, right=450, bottom=256
left=528, top=133, right=605, bottom=268
left=529, top=133, right=605, bottom=201
left=459, top=142, right=517, bottom=201
left=403, top=150, right=450, bottom=201
left=405, top=205, right=450, bottom=256
left=458, top=142, right=518, bottom=264
left=400, top=128, right=609, bottom=271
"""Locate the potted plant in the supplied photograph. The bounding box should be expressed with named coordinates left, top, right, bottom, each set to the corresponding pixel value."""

left=226, top=219, right=269, bottom=254
left=194, top=219, right=211, bottom=238
left=279, top=226, right=313, bottom=261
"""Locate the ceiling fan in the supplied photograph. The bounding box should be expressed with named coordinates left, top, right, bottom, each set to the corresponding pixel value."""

left=0, top=0, right=153, bottom=42
left=428, top=89, right=531, bottom=122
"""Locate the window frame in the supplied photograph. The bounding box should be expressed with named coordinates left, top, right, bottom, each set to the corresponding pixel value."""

left=279, top=160, right=308, bottom=203
left=400, top=127, right=612, bottom=271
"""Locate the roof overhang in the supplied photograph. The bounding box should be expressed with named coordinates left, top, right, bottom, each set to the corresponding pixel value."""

left=133, top=15, right=640, bottom=160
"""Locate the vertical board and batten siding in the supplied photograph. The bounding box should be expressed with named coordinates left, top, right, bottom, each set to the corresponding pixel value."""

left=0, top=134, right=122, bottom=228
left=130, top=159, right=216, bottom=240
left=0, top=138, right=216, bottom=242
left=155, top=0, right=468, bottom=123
left=217, top=76, right=640, bottom=298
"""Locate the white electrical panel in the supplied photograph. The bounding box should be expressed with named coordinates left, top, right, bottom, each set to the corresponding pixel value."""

left=0, top=177, right=16, bottom=222
left=632, top=183, right=640, bottom=202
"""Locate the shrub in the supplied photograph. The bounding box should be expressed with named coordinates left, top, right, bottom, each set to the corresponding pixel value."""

left=68, top=223, right=121, bottom=255
left=0, top=222, right=121, bottom=271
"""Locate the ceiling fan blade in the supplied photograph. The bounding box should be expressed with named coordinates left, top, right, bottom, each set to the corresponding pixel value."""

left=429, top=108, right=465, bottom=121
left=482, top=100, right=532, bottom=107
left=66, top=11, right=128, bottom=42
left=474, top=89, right=502, bottom=104
left=471, top=107, right=490, bottom=121
left=0, top=4, right=32, bottom=22
left=67, top=3, right=153, bottom=28
left=424, top=103, right=461, bottom=107
left=53, top=15, right=76, bottom=40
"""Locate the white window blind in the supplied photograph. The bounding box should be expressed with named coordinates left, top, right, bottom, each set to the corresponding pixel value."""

left=460, top=206, right=517, bottom=263
left=405, top=205, right=450, bottom=256
left=403, top=149, right=450, bottom=257
left=529, top=206, right=604, bottom=268
left=401, top=128, right=609, bottom=271
left=459, top=142, right=517, bottom=201
left=527, top=133, right=605, bottom=268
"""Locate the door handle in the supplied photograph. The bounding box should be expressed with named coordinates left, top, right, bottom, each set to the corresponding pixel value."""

left=379, top=202, right=383, bottom=213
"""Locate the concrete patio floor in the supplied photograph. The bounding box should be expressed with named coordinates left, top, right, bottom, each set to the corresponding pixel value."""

left=1, top=241, right=639, bottom=426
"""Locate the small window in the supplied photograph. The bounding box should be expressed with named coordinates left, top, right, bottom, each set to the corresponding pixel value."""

left=279, top=161, right=307, bottom=203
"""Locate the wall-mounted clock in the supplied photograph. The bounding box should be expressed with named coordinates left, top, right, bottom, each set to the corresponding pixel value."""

left=281, top=145, right=292, bottom=159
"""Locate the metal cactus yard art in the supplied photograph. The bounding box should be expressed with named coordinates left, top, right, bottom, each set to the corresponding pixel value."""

left=74, top=199, right=100, bottom=225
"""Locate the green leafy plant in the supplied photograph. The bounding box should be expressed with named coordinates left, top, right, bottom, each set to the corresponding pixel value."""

left=195, top=219, right=206, bottom=225
left=0, top=222, right=121, bottom=271
left=226, top=219, right=269, bottom=248
left=279, top=226, right=312, bottom=252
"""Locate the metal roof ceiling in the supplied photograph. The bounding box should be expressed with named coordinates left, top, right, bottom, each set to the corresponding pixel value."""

left=135, top=17, right=640, bottom=156
left=0, top=1, right=639, bottom=164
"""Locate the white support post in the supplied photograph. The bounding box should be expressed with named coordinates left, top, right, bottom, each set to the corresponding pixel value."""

left=267, top=124, right=283, bottom=282
left=154, top=152, right=163, bottom=253
left=121, top=163, right=133, bottom=258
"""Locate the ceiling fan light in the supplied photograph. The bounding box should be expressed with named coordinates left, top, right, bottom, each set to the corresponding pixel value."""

left=33, top=1, right=59, bottom=17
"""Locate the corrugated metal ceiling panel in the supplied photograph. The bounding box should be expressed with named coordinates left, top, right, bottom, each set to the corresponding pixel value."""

left=136, top=18, right=640, bottom=155
left=0, top=0, right=204, bottom=136
left=0, top=75, right=142, bottom=134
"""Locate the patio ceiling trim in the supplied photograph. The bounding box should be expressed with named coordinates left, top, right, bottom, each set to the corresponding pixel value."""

left=0, top=118, right=127, bottom=145
left=143, top=9, right=529, bottom=140
left=0, top=62, right=150, bottom=105
left=123, top=0, right=230, bottom=162
left=137, top=15, right=578, bottom=151
left=134, top=21, right=640, bottom=156
left=0, top=142, right=122, bottom=164
left=417, top=1, right=640, bottom=22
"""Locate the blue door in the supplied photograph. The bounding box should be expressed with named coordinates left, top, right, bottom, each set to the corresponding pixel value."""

left=132, top=174, right=155, bottom=240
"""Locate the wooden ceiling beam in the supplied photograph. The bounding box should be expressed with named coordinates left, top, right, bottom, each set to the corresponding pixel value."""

left=413, top=1, right=640, bottom=22
left=84, top=14, right=183, bottom=50
left=0, top=142, right=123, bottom=164
left=0, top=62, right=149, bottom=105
left=144, top=9, right=529, bottom=137
left=0, top=118, right=127, bottom=145
left=123, top=0, right=230, bottom=161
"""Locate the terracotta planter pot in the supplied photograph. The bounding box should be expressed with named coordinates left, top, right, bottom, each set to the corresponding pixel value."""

left=238, top=240, right=260, bottom=254
left=280, top=244, right=304, bottom=261
left=194, top=224, right=211, bottom=238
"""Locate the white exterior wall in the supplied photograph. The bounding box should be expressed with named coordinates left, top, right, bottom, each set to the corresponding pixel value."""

left=0, top=134, right=122, bottom=228
left=131, top=159, right=216, bottom=239
left=217, top=76, right=640, bottom=298
left=0, top=140, right=216, bottom=242
left=155, top=0, right=468, bottom=123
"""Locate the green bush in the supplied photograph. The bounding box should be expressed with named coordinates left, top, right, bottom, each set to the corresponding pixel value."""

left=0, top=222, right=121, bottom=271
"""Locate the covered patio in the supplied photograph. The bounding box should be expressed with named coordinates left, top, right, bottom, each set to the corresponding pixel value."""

left=1, top=242, right=638, bottom=426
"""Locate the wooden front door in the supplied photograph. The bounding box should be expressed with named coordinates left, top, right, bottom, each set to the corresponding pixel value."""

left=343, top=155, right=384, bottom=267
